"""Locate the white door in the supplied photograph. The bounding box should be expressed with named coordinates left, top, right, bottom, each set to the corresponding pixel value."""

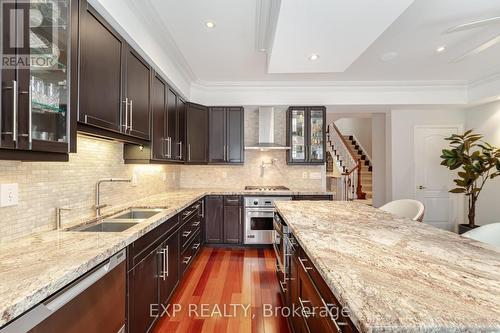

left=414, top=126, right=462, bottom=231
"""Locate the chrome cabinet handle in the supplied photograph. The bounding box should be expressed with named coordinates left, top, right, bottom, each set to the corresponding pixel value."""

left=182, top=256, right=192, bottom=264
left=417, top=185, right=427, bottom=190
left=298, top=297, right=311, bottom=318
left=201, top=200, right=205, bottom=218
left=320, top=298, right=347, bottom=332
left=129, top=99, right=133, bottom=130
left=279, top=280, right=287, bottom=293
left=165, top=245, right=169, bottom=278
left=13, top=80, right=18, bottom=143
left=123, top=98, right=129, bottom=131
left=192, top=243, right=200, bottom=250
left=182, top=230, right=192, bottom=238
left=298, top=257, right=313, bottom=271
left=157, top=248, right=166, bottom=280
left=177, top=141, right=182, bottom=159
left=192, top=221, right=200, bottom=227
left=188, top=143, right=191, bottom=161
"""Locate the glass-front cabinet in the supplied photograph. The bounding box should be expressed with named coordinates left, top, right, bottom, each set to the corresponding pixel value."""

left=0, top=0, right=77, bottom=160
left=287, top=106, right=326, bottom=164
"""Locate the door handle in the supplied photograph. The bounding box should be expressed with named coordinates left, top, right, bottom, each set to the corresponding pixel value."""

left=177, top=141, right=182, bottom=159
left=129, top=99, right=133, bottom=131
left=123, top=98, right=129, bottom=131
left=188, top=143, right=191, bottom=161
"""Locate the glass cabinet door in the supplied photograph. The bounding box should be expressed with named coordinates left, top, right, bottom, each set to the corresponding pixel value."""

left=28, top=0, right=70, bottom=150
left=309, top=109, right=324, bottom=162
left=290, top=108, right=306, bottom=162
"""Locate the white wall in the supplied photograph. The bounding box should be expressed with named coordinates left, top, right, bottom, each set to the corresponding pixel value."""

left=372, top=114, right=386, bottom=207
left=389, top=109, right=466, bottom=200
left=334, top=118, right=373, bottom=156
left=465, top=100, right=500, bottom=225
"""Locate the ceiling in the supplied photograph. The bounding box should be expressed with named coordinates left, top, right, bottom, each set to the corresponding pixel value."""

left=145, top=0, right=500, bottom=83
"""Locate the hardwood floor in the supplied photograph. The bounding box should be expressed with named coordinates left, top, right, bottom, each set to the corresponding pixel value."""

left=153, top=247, right=290, bottom=333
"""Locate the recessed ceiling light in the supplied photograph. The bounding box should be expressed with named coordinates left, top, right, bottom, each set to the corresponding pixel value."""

left=380, top=52, right=398, bottom=62
left=308, top=54, right=319, bottom=61
left=205, top=20, right=216, bottom=28
left=436, top=46, right=446, bottom=53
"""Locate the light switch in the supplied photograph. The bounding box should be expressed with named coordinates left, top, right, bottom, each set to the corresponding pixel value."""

left=302, top=172, right=308, bottom=179
left=131, top=174, right=138, bottom=187
left=0, top=183, right=19, bottom=207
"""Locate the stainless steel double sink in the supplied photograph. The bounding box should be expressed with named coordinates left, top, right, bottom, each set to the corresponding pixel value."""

left=69, top=208, right=165, bottom=232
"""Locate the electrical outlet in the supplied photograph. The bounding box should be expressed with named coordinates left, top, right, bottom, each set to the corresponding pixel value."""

left=302, top=172, right=308, bottom=179
left=309, top=172, right=322, bottom=180
left=0, top=183, right=19, bottom=207
left=131, top=174, right=138, bottom=187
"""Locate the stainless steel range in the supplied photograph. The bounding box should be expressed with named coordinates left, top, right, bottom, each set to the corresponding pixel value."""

left=244, top=195, right=292, bottom=244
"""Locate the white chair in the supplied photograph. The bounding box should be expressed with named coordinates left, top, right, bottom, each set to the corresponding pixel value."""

left=379, top=199, right=425, bottom=222
left=462, top=223, right=500, bottom=247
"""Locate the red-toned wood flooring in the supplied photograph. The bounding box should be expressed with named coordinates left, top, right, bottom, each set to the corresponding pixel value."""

left=153, top=247, right=290, bottom=333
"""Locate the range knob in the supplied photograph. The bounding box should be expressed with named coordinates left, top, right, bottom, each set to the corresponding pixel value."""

left=253, top=200, right=259, bottom=205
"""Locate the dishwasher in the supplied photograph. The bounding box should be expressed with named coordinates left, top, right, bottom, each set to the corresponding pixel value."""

left=1, top=250, right=126, bottom=333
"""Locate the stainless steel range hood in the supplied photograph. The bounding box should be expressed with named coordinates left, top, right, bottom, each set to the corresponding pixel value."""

left=245, top=107, right=291, bottom=150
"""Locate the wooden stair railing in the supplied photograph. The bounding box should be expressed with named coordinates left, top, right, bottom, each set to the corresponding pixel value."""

left=328, top=123, right=366, bottom=200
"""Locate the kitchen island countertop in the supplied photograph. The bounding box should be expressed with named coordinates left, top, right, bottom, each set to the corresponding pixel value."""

left=274, top=200, right=500, bottom=333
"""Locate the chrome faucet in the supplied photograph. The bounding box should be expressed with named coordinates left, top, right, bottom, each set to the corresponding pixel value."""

left=95, top=178, right=131, bottom=218
left=56, top=207, right=72, bottom=230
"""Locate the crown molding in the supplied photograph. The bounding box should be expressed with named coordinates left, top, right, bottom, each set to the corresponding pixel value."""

left=190, top=79, right=468, bottom=106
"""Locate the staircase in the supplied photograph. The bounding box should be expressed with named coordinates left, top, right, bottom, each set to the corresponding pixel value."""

left=326, top=124, right=373, bottom=202
left=343, top=135, right=373, bottom=199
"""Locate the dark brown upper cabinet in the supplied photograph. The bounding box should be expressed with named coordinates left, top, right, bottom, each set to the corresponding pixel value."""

left=123, top=73, right=187, bottom=164
left=186, top=103, right=208, bottom=164
left=123, top=46, right=151, bottom=140
left=0, top=0, right=79, bottom=161
left=287, top=106, right=326, bottom=165
left=208, top=107, right=244, bottom=164
left=78, top=2, right=150, bottom=145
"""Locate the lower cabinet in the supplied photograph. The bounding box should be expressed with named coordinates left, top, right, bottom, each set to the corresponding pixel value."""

left=205, top=195, right=242, bottom=244
left=127, top=244, right=161, bottom=333
left=159, top=232, right=180, bottom=306
left=283, top=213, right=358, bottom=333
left=223, top=205, right=241, bottom=244
left=205, top=196, right=224, bottom=244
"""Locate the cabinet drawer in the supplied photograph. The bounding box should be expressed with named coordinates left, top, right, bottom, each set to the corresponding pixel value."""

left=180, top=201, right=201, bottom=223
left=180, top=231, right=202, bottom=276
left=127, top=215, right=178, bottom=269
left=296, top=248, right=358, bottom=333
left=293, top=195, right=333, bottom=201
left=180, top=213, right=202, bottom=251
left=224, top=196, right=241, bottom=206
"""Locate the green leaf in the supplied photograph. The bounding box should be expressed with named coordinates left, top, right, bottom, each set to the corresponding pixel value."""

left=449, top=188, right=466, bottom=194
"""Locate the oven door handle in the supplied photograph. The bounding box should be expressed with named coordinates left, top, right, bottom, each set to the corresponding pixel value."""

left=245, top=207, right=275, bottom=212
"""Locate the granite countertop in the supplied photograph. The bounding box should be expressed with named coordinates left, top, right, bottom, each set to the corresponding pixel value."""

left=0, top=187, right=331, bottom=327
left=274, top=201, right=500, bottom=333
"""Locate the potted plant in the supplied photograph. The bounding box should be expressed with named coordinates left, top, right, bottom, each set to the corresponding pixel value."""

left=440, top=130, right=500, bottom=234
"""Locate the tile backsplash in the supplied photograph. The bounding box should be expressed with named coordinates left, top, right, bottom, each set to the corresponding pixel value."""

left=0, top=107, right=326, bottom=242
left=0, top=135, right=180, bottom=242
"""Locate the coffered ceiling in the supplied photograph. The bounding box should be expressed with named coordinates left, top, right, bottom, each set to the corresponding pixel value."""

left=142, top=0, right=500, bottom=84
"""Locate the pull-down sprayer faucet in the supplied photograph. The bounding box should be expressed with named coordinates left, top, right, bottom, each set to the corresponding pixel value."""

left=95, top=178, right=131, bottom=218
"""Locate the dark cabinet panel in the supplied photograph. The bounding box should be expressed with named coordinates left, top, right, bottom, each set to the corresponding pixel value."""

left=128, top=245, right=160, bottom=333
left=125, top=47, right=151, bottom=140
left=226, top=107, right=244, bottom=163
left=159, top=231, right=180, bottom=306
left=208, top=107, right=226, bottom=163
left=293, top=195, right=333, bottom=201
left=166, top=88, right=177, bottom=160
left=186, top=103, right=208, bottom=163
left=151, top=74, right=167, bottom=160
left=176, top=98, right=186, bottom=161
left=79, top=4, right=124, bottom=133
left=205, top=196, right=224, bottom=244
left=287, top=106, right=326, bottom=165
left=208, top=107, right=244, bottom=164
left=223, top=205, right=241, bottom=244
